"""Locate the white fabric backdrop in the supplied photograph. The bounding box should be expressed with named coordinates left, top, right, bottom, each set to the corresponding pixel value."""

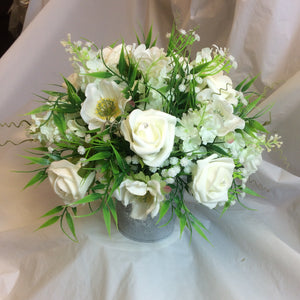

left=1, top=0, right=300, bottom=299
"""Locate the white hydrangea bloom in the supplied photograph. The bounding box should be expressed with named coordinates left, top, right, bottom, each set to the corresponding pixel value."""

left=239, top=145, right=263, bottom=177
left=200, top=99, right=245, bottom=144
left=205, top=71, right=239, bottom=106
left=223, top=132, right=246, bottom=158
left=30, top=112, right=61, bottom=144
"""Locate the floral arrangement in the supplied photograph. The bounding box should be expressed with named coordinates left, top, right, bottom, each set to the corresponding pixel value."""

left=22, top=27, right=281, bottom=241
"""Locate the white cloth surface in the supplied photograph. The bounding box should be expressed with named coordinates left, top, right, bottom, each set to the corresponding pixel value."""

left=0, top=0, right=300, bottom=299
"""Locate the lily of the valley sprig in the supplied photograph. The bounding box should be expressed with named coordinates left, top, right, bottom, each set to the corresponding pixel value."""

left=23, top=27, right=282, bottom=242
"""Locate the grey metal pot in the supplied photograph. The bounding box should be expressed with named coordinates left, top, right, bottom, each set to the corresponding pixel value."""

left=116, top=201, right=175, bottom=242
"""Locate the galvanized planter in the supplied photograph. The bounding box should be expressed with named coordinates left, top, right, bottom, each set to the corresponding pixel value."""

left=116, top=201, right=175, bottom=242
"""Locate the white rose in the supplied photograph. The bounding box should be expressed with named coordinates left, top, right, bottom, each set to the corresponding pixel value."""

left=192, top=154, right=235, bottom=208
left=120, top=109, right=177, bottom=167
left=47, top=160, right=95, bottom=205
left=113, top=179, right=164, bottom=220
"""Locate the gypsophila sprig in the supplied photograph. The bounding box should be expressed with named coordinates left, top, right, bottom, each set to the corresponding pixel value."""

left=20, top=26, right=282, bottom=242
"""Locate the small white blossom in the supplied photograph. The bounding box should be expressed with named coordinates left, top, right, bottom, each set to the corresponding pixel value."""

left=168, top=166, right=181, bottom=177
left=195, top=77, right=203, bottom=85
left=193, top=33, right=200, bottom=42
left=125, top=156, right=132, bottom=164
left=179, top=29, right=187, bottom=35
left=77, top=146, right=86, bottom=155
left=74, top=41, right=82, bottom=47
left=79, top=157, right=88, bottom=166
left=184, top=166, right=192, bottom=174
left=187, top=74, right=193, bottom=81
left=48, top=146, right=54, bottom=153
left=170, top=157, right=179, bottom=165
left=103, top=134, right=110, bottom=142
left=131, top=155, right=139, bottom=165
left=195, top=87, right=200, bottom=93
left=162, top=159, right=170, bottom=167
left=180, top=157, right=191, bottom=167
left=179, top=84, right=186, bottom=92
left=161, top=169, right=168, bottom=178
left=166, top=177, right=175, bottom=184
left=85, top=134, right=92, bottom=143
left=149, top=167, right=158, bottom=173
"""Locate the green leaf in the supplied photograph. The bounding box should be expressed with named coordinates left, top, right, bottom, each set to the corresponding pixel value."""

left=42, top=90, right=66, bottom=97
left=150, top=37, right=157, bottom=48
left=103, top=205, right=111, bottom=235
left=85, top=151, right=111, bottom=162
left=24, top=170, right=48, bottom=189
left=241, top=76, right=257, bottom=92
left=244, top=186, right=263, bottom=198
left=243, top=124, right=258, bottom=139
left=191, top=221, right=211, bottom=243
left=157, top=201, right=171, bottom=224
left=117, top=45, right=126, bottom=75
left=145, top=26, right=153, bottom=48
left=63, top=77, right=82, bottom=105
left=111, top=145, right=127, bottom=172
left=235, top=77, right=248, bottom=91
left=25, top=105, right=51, bottom=115
left=66, top=211, right=77, bottom=240
left=41, top=205, right=64, bottom=217
left=69, top=193, right=101, bottom=206
left=71, top=207, right=77, bottom=216
left=52, top=112, right=66, bottom=136
left=206, top=144, right=230, bottom=156
left=107, top=199, right=117, bottom=227
left=128, top=63, right=138, bottom=88
left=135, top=32, right=141, bottom=45
left=36, top=216, right=60, bottom=230
left=63, top=77, right=76, bottom=93
left=240, top=94, right=263, bottom=118
left=85, top=71, right=113, bottom=79
left=248, top=119, right=269, bottom=133
left=21, top=155, right=50, bottom=165
left=179, top=214, right=187, bottom=236
left=190, top=61, right=211, bottom=75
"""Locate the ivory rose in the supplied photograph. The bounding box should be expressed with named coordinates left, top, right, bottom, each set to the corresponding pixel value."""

left=192, top=154, right=235, bottom=208
left=47, top=160, right=95, bottom=205
left=113, top=179, right=164, bottom=220
left=120, top=109, right=177, bottom=167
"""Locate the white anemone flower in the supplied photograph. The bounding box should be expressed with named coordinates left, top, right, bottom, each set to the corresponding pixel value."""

left=80, top=80, right=129, bottom=130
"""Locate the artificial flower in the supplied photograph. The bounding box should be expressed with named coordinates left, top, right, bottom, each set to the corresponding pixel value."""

left=47, top=160, right=95, bottom=205
left=192, top=154, right=235, bottom=209
left=80, top=80, right=129, bottom=130
left=114, top=178, right=164, bottom=220
left=121, top=109, right=177, bottom=167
